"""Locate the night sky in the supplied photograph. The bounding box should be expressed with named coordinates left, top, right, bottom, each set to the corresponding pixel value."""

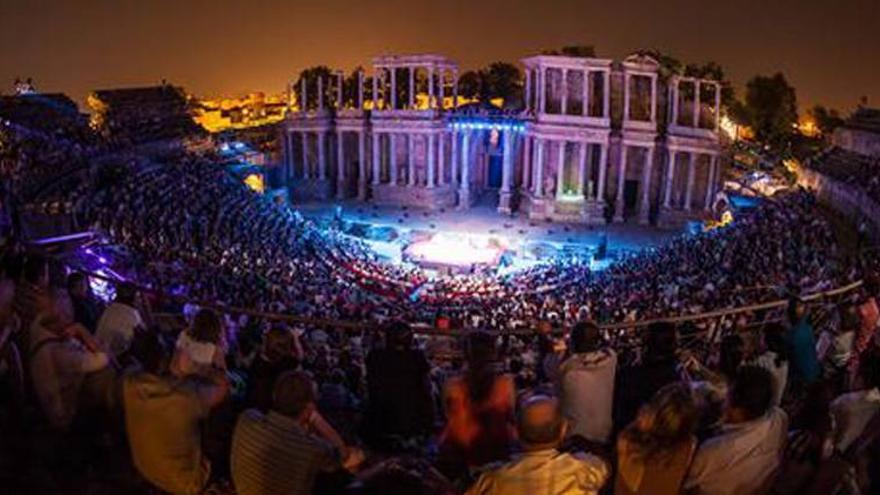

left=1, top=0, right=877, bottom=113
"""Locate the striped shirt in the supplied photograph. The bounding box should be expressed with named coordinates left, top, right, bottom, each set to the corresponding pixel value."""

left=231, top=409, right=340, bottom=495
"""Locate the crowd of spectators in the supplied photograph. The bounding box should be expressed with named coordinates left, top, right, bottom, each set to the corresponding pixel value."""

left=1, top=89, right=880, bottom=494
left=1, top=252, right=879, bottom=494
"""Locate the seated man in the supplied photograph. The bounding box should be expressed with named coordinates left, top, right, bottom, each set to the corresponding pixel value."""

left=557, top=321, right=617, bottom=445
left=231, top=370, right=364, bottom=495
left=29, top=287, right=113, bottom=431
left=95, top=282, right=144, bottom=359
left=831, top=350, right=880, bottom=453
left=466, top=395, right=608, bottom=495
left=683, top=365, right=788, bottom=495
left=123, top=331, right=229, bottom=495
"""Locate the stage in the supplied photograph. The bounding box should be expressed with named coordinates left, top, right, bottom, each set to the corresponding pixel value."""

left=299, top=197, right=680, bottom=276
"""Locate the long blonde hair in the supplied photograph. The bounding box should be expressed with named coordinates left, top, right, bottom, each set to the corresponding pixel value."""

left=620, top=383, right=698, bottom=461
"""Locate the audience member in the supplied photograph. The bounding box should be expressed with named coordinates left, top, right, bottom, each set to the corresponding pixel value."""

left=466, top=394, right=608, bottom=495
left=231, top=370, right=363, bottom=495
left=440, top=331, right=516, bottom=471
left=364, top=320, right=434, bottom=449
left=557, top=321, right=617, bottom=445
left=95, top=281, right=144, bottom=359
left=123, top=330, right=229, bottom=495
left=29, top=287, right=113, bottom=430
left=615, top=383, right=698, bottom=495
left=683, top=365, right=788, bottom=495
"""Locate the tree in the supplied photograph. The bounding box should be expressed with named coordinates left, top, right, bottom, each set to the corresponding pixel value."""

left=458, top=70, right=483, bottom=100
left=809, top=105, right=844, bottom=137
left=293, top=66, right=334, bottom=111
left=482, top=62, right=522, bottom=108
left=342, top=67, right=364, bottom=108
left=742, top=73, right=798, bottom=150
left=541, top=45, right=597, bottom=58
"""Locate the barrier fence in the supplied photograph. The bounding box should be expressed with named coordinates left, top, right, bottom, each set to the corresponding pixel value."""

left=72, top=263, right=864, bottom=340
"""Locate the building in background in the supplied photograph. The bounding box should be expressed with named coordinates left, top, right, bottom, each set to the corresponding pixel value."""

left=194, top=92, right=287, bottom=133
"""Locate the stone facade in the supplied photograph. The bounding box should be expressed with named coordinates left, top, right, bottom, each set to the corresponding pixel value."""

left=280, top=53, right=724, bottom=226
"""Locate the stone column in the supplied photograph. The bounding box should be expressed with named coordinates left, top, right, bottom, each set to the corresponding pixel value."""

left=438, top=70, right=445, bottom=109
left=389, top=134, right=398, bottom=185
left=560, top=69, right=568, bottom=115
left=301, top=78, right=308, bottom=112
left=501, top=131, right=513, bottom=193
left=336, top=72, right=344, bottom=109
left=458, top=130, right=470, bottom=209
left=371, top=132, right=381, bottom=185
left=538, top=68, right=546, bottom=114
left=684, top=152, right=697, bottom=210
left=556, top=141, right=566, bottom=199
left=317, top=131, right=326, bottom=180
left=524, top=69, right=532, bottom=112
left=450, top=130, right=459, bottom=186
left=671, top=78, right=680, bottom=126
left=336, top=130, right=345, bottom=198
left=437, top=132, right=446, bottom=186
left=301, top=131, right=310, bottom=179
left=623, top=73, right=631, bottom=122
left=372, top=71, right=379, bottom=110
left=704, top=154, right=717, bottom=210
left=408, top=67, right=415, bottom=109
left=614, top=145, right=628, bottom=222
left=596, top=143, right=608, bottom=203
left=533, top=138, right=545, bottom=197
left=427, top=133, right=436, bottom=188
left=639, top=147, right=655, bottom=224
left=358, top=131, right=367, bottom=199
left=390, top=67, right=397, bottom=110
left=582, top=70, right=590, bottom=117
left=650, top=75, right=657, bottom=123
left=428, top=67, right=435, bottom=108
left=602, top=70, right=610, bottom=118
left=577, top=141, right=587, bottom=197
left=317, top=77, right=324, bottom=111
left=407, top=133, right=416, bottom=186
left=452, top=71, right=459, bottom=108
left=693, top=80, right=701, bottom=128
left=663, top=149, right=676, bottom=208
left=521, top=135, right=532, bottom=191
left=357, top=70, right=364, bottom=109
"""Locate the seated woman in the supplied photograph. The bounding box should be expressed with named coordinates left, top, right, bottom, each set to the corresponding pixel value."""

left=615, top=382, right=698, bottom=495
left=439, top=331, right=516, bottom=477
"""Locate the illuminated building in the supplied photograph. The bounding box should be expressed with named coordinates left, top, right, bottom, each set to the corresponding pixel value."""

left=194, top=92, right=287, bottom=132
left=280, top=53, right=724, bottom=226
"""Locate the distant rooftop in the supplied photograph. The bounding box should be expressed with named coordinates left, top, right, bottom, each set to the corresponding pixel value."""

left=842, top=107, right=880, bottom=133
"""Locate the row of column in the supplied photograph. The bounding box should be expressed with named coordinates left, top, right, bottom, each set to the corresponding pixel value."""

left=662, top=150, right=720, bottom=211
left=284, top=129, right=719, bottom=218
left=371, top=66, right=458, bottom=111
left=520, top=137, right=609, bottom=202
left=524, top=66, right=611, bottom=118
left=670, top=79, right=723, bottom=131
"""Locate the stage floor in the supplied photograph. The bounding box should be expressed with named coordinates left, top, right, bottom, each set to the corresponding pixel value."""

left=295, top=198, right=681, bottom=267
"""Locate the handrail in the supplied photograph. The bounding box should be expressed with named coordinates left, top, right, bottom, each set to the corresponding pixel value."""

left=72, top=263, right=863, bottom=335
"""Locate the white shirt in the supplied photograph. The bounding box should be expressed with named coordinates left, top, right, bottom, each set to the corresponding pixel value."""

left=30, top=315, right=110, bottom=429
left=749, top=352, right=789, bottom=407
left=558, top=350, right=617, bottom=443
left=95, top=302, right=143, bottom=357
left=684, top=407, right=788, bottom=495
left=831, top=387, right=880, bottom=452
